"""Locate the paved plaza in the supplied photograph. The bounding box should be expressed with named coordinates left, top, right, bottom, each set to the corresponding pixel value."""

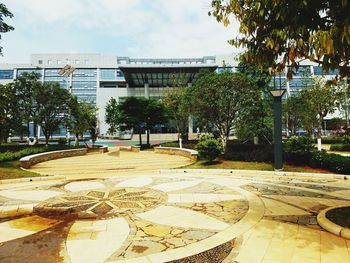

left=0, top=151, right=350, bottom=263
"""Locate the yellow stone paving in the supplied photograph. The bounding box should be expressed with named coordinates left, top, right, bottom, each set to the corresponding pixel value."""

left=1, top=150, right=350, bottom=262
left=28, top=148, right=192, bottom=179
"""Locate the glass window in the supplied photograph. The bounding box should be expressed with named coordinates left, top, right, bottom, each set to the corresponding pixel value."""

left=100, top=69, right=116, bottom=80
left=313, top=66, right=339, bottom=75
left=48, top=60, right=52, bottom=65
left=75, top=60, right=80, bottom=64
left=17, top=69, right=42, bottom=77
left=38, top=60, right=43, bottom=64
left=57, top=60, right=62, bottom=65
left=0, top=69, right=14, bottom=79
left=73, top=69, right=97, bottom=81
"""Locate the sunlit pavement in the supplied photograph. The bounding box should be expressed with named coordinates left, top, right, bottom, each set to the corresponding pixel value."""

left=0, top=151, right=350, bottom=262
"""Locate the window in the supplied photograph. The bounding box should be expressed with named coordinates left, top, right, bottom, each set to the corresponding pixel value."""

left=0, top=70, right=14, bottom=79
left=57, top=60, right=62, bottom=65
left=100, top=69, right=116, bottom=80
left=75, top=60, right=80, bottom=64
left=48, top=60, right=52, bottom=65
left=38, top=60, right=43, bottom=65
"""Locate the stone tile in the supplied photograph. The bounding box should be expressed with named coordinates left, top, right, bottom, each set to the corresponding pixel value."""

left=67, top=218, right=130, bottom=263
left=116, top=177, right=153, bottom=188
left=151, top=180, right=202, bottom=192
left=0, top=190, right=62, bottom=201
left=64, top=181, right=105, bottom=192
left=0, top=215, right=60, bottom=243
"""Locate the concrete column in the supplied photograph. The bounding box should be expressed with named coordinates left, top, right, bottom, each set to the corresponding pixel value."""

left=144, top=83, right=149, bottom=98
left=37, top=125, right=41, bottom=139
left=187, top=82, right=193, bottom=134
left=188, top=116, right=193, bottom=134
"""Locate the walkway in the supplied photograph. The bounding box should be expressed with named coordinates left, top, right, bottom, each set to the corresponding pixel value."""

left=28, top=148, right=192, bottom=179
left=0, top=152, right=350, bottom=262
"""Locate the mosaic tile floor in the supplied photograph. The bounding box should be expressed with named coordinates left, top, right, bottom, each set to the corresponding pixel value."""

left=1, top=172, right=350, bottom=263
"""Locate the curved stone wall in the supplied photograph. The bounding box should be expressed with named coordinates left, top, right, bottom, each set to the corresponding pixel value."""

left=153, top=146, right=198, bottom=161
left=20, top=148, right=88, bottom=169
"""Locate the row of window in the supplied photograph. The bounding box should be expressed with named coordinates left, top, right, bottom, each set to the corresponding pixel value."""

left=39, top=59, right=90, bottom=66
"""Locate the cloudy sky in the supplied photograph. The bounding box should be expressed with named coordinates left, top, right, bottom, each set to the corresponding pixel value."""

left=0, top=0, right=240, bottom=63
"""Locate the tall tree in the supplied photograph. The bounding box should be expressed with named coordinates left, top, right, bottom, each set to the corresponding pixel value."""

left=68, top=97, right=98, bottom=146
left=33, top=82, right=71, bottom=145
left=283, top=94, right=304, bottom=136
left=235, top=61, right=273, bottom=143
left=210, top=0, right=350, bottom=79
left=0, top=3, right=14, bottom=55
left=118, top=97, right=148, bottom=146
left=105, top=98, right=120, bottom=135
left=0, top=83, right=21, bottom=144
left=144, top=99, right=166, bottom=146
left=299, top=77, right=342, bottom=144
left=188, top=71, right=259, bottom=152
left=163, top=87, right=189, bottom=142
left=14, top=72, right=42, bottom=138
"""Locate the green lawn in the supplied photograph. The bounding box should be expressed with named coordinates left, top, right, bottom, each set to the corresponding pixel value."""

left=0, top=161, right=40, bottom=180
left=185, top=160, right=333, bottom=174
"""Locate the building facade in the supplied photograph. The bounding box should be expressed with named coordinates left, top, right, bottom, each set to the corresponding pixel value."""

left=0, top=53, right=346, bottom=137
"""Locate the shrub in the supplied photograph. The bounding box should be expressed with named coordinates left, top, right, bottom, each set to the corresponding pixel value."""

left=284, top=136, right=315, bottom=165
left=343, top=136, right=350, bottom=144
left=310, top=150, right=350, bottom=174
left=57, top=138, right=67, bottom=145
left=316, top=136, right=344, bottom=144
left=329, top=144, right=350, bottom=151
left=224, top=144, right=273, bottom=162
left=196, top=135, right=223, bottom=162
left=0, top=148, right=45, bottom=162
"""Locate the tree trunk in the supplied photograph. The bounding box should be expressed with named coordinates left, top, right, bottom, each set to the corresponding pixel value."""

left=45, top=134, right=49, bottom=146
left=147, top=129, right=150, bottom=146
left=75, top=134, right=79, bottom=147
left=138, top=128, right=142, bottom=146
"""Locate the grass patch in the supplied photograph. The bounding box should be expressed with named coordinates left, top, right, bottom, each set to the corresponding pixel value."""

left=185, top=159, right=333, bottom=174
left=0, top=161, right=41, bottom=180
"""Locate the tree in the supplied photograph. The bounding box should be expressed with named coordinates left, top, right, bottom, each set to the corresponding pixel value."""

left=14, top=72, right=42, bottom=138
left=0, top=3, right=14, bottom=55
left=235, top=61, right=273, bottom=143
left=210, top=0, right=350, bottom=79
left=118, top=97, right=148, bottom=146
left=33, top=82, right=71, bottom=145
left=163, top=88, right=189, bottom=142
left=188, top=71, right=259, bottom=152
left=105, top=98, right=120, bottom=135
left=144, top=99, right=166, bottom=146
left=68, top=97, right=98, bottom=146
left=300, top=77, right=342, bottom=143
left=0, top=83, right=21, bottom=144
left=283, top=94, right=304, bottom=136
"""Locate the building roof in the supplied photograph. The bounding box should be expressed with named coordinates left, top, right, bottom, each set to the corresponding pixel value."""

left=119, top=64, right=217, bottom=87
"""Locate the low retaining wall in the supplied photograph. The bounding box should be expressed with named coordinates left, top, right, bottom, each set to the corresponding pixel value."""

left=86, top=145, right=108, bottom=153
left=154, top=147, right=198, bottom=161
left=20, top=148, right=88, bottom=169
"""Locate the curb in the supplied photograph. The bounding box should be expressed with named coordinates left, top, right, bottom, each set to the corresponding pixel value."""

left=159, top=168, right=349, bottom=180
left=317, top=205, right=350, bottom=240
left=0, top=175, right=66, bottom=185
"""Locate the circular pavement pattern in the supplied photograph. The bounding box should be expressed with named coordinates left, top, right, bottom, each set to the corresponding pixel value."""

left=1, top=172, right=350, bottom=263
left=34, top=188, right=167, bottom=219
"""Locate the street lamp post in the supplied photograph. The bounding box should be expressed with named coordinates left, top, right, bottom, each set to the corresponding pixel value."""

left=270, top=89, right=286, bottom=170
left=58, top=65, right=76, bottom=142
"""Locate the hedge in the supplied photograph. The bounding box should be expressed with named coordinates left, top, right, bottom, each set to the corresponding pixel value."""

left=329, top=144, right=350, bottom=152
left=310, top=150, right=350, bottom=174
left=224, top=144, right=274, bottom=162
left=0, top=145, right=84, bottom=162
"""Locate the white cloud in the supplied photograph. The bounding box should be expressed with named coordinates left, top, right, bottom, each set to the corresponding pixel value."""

left=0, top=0, right=241, bottom=63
